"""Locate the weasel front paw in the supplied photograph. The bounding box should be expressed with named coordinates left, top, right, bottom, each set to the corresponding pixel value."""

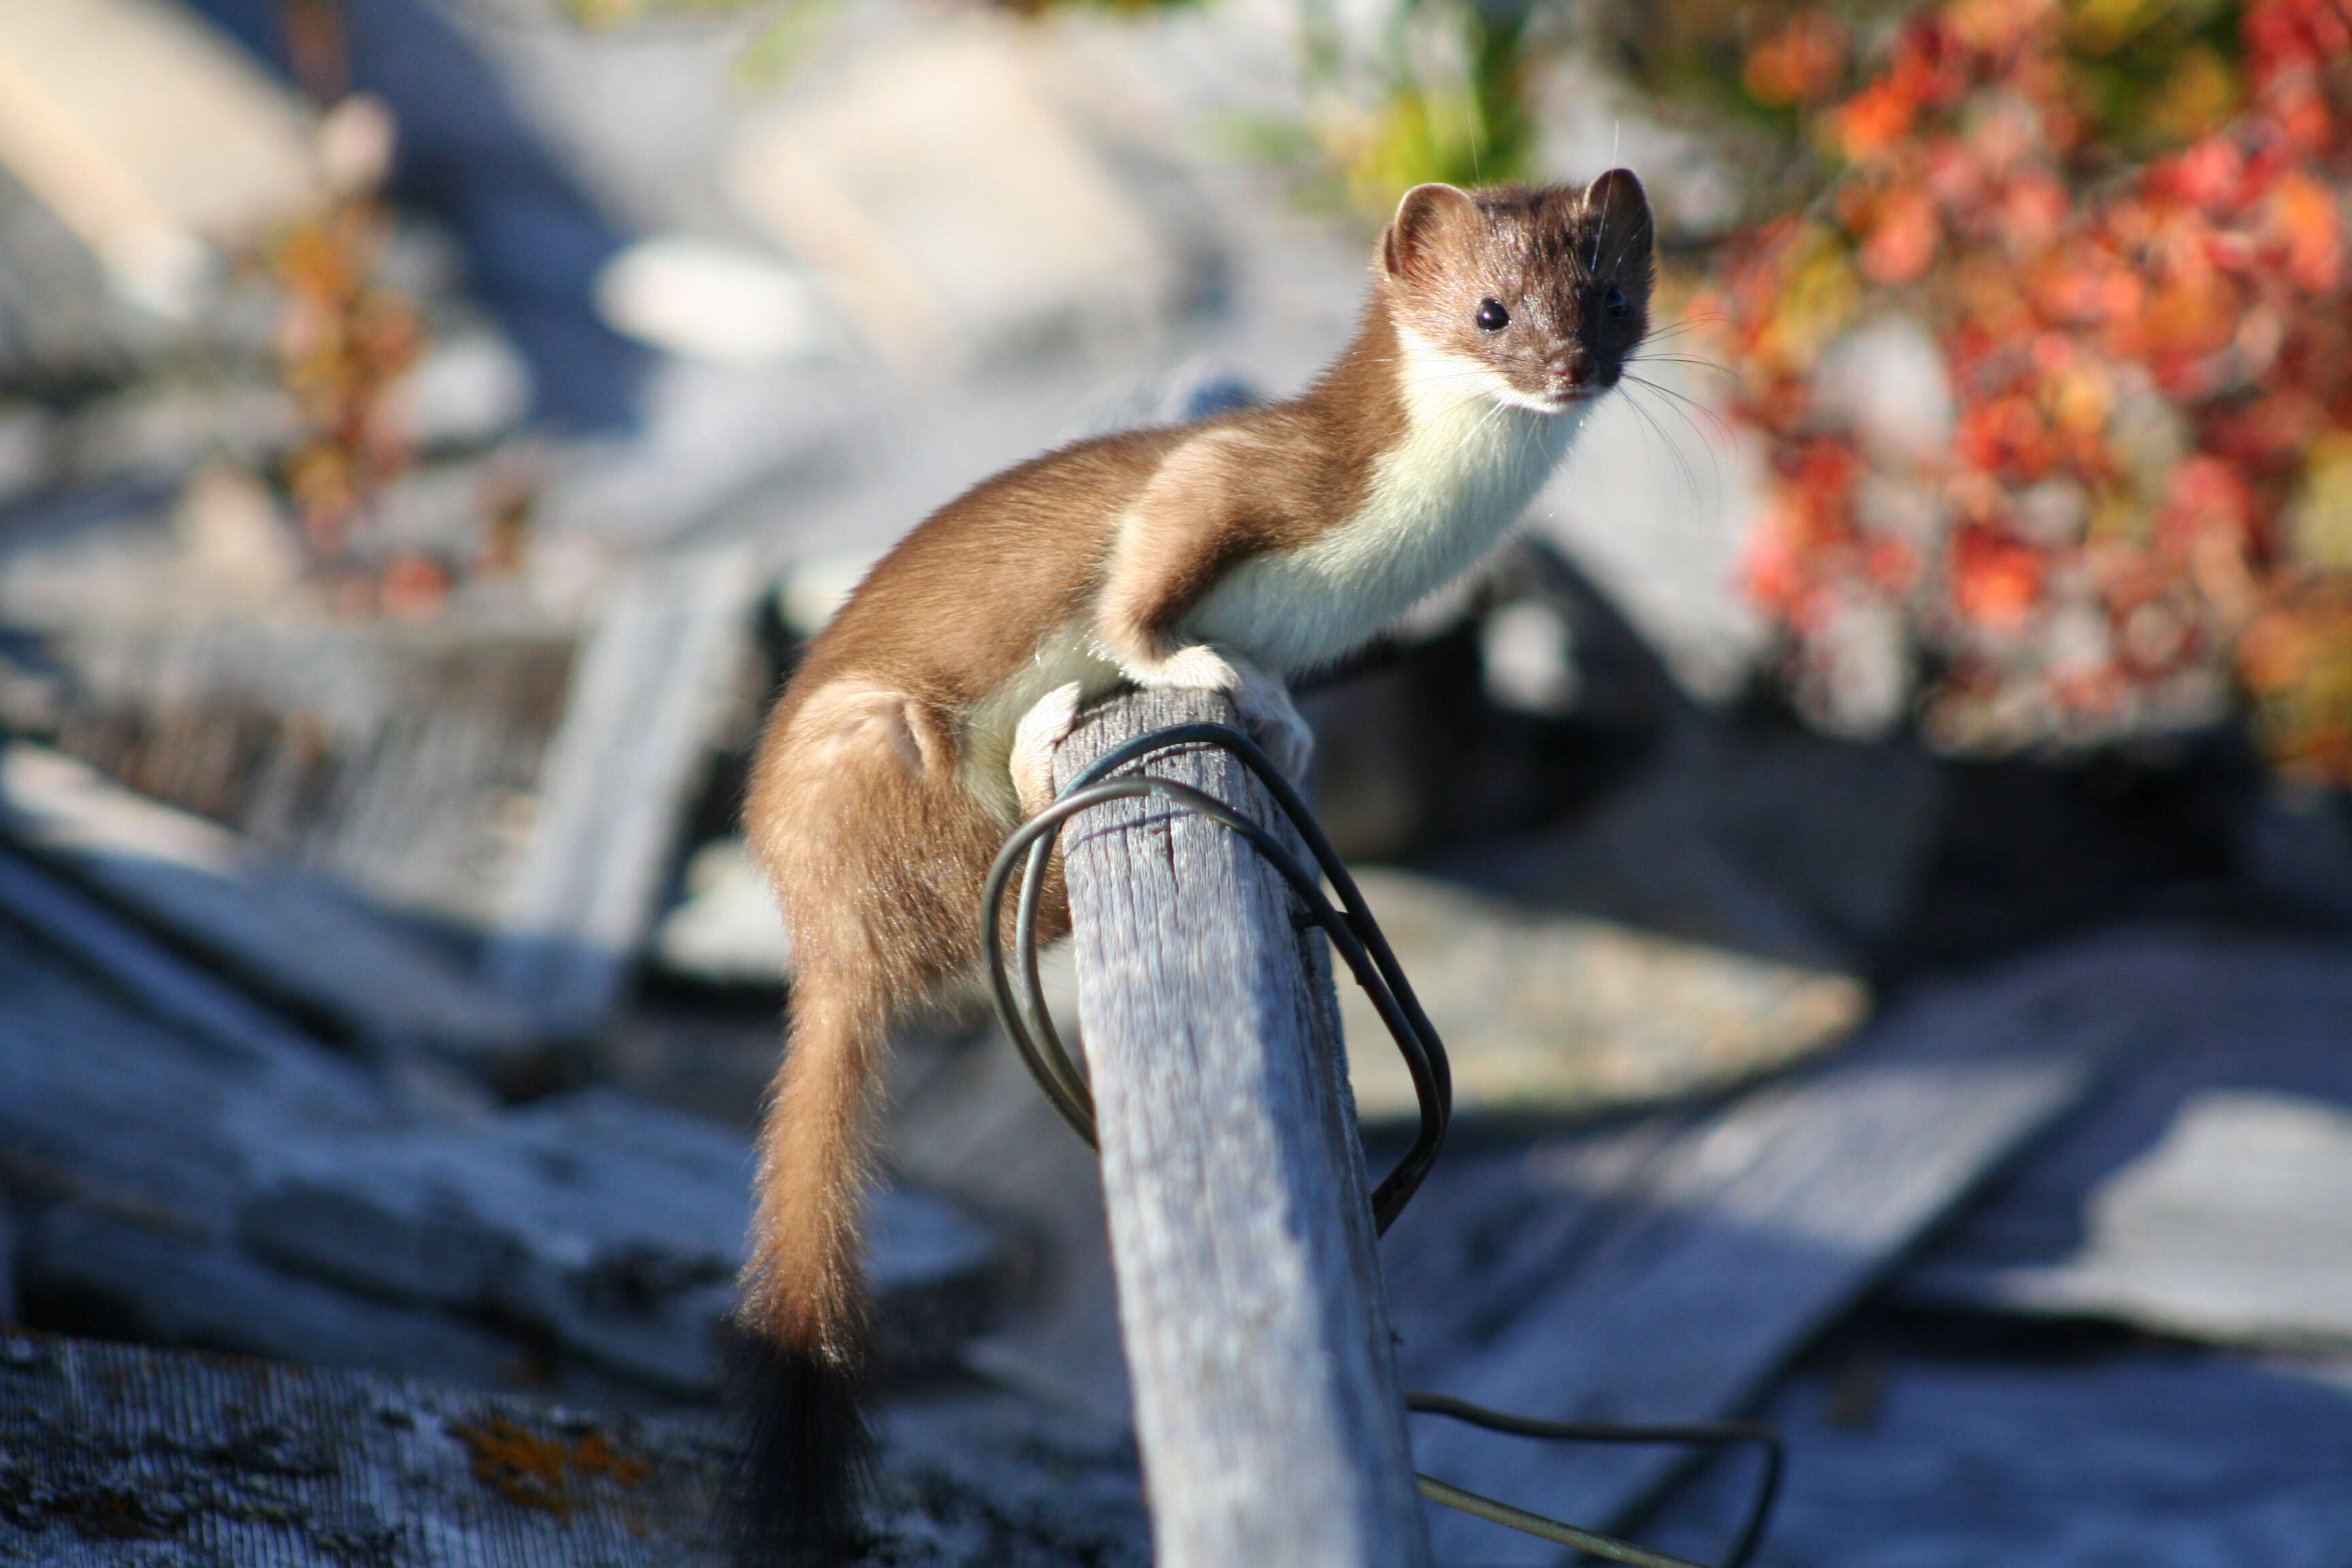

left=1011, top=681, right=1085, bottom=817
left=1129, top=645, right=1313, bottom=787
left=1143, top=643, right=1245, bottom=694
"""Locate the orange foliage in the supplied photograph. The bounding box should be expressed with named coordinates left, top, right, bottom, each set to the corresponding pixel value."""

left=1710, top=0, right=2352, bottom=774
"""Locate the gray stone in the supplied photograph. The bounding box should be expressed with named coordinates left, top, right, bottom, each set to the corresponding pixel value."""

left=240, top=1088, right=1001, bottom=1393
left=1913, top=1090, right=2352, bottom=1354
left=1335, top=866, right=1866, bottom=1122
left=1, top=739, right=552, bottom=1075
left=22, top=1207, right=532, bottom=1391
left=723, top=20, right=1188, bottom=374
left=0, top=904, right=383, bottom=1242
left=1431, top=714, right=1949, bottom=969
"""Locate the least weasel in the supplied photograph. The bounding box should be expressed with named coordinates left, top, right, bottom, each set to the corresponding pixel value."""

left=735, top=172, right=1654, bottom=1564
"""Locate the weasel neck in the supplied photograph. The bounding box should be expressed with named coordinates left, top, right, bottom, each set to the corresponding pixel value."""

left=1190, top=310, right=1588, bottom=675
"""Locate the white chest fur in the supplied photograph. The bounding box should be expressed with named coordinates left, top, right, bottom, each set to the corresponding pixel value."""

left=1186, top=332, right=1586, bottom=675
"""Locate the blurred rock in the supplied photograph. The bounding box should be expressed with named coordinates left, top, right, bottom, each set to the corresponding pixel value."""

left=1533, top=54, right=1754, bottom=243
left=1643, top=1330, right=2352, bottom=1568
left=724, top=19, right=1188, bottom=372
left=1926, top=1091, right=2352, bottom=1351
left=1339, top=866, right=1866, bottom=1122
left=2, top=740, right=553, bottom=1075
left=391, top=325, right=534, bottom=449
left=652, top=836, right=792, bottom=985
left=0, top=894, right=997, bottom=1399
left=238, top=1088, right=999, bottom=1393
left=0, top=0, right=318, bottom=317
left=1899, top=937, right=2352, bottom=1339
left=64, top=374, right=299, bottom=485
left=593, top=234, right=828, bottom=365
left=1478, top=598, right=1582, bottom=717
left=0, top=404, right=53, bottom=504
left=1812, top=314, right=1956, bottom=463
left=1433, top=713, right=1950, bottom=971
left=1914, top=1088, right=2352, bottom=1354
left=172, top=460, right=301, bottom=598
left=23, top=1205, right=533, bottom=1388
left=1528, top=355, right=1776, bottom=705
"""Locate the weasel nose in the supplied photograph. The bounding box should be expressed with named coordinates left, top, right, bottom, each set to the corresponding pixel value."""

left=1553, top=352, right=1592, bottom=386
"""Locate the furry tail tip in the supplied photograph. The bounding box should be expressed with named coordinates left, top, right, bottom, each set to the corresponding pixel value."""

left=729, top=1328, right=876, bottom=1567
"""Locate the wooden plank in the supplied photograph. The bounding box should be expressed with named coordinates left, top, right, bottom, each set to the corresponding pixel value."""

left=0, top=1330, right=1150, bottom=1567
left=1054, top=687, right=1431, bottom=1568
left=1641, top=1339, right=2352, bottom=1565
left=0, top=840, right=329, bottom=1072
left=1912, top=1088, right=2352, bottom=1351
left=0, top=887, right=996, bottom=1401
left=1395, top=932, right=2170, bottom=1565
left=0, top=738, right=546, bottom=1075
left=41, top=616, right=578, bottom=934
left=485, top=547, right=758, bottom=1033
left=1893, top=939, right=2352, bottom=1352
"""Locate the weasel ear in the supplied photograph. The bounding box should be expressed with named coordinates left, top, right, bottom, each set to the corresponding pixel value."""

left=1383, top=183, right=1478, bottom=282
left=1583, top=168, right=1654, bottom=259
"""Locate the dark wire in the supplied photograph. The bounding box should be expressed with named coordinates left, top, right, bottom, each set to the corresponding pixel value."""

left=1407, top=1394, right=1784, bottom=1568
left=982, top=721, right=1448, bottom=1230
left=979, top=721, right=1779, bottom=1568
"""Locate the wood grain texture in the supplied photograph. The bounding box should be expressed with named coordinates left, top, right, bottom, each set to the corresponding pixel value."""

left=0, top=1330, right=1152, bottom=1567
left=485, top=549, right=758, bottom=1032
left=1054, top=686, right=1431, bottom=1568
left=0, top=740, right=542, bottom=1071
left=1396, top=934, right=2167, bottom=1565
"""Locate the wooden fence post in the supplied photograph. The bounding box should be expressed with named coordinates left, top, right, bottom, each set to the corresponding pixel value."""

left=1053, top=686, right=1432, bottom=1568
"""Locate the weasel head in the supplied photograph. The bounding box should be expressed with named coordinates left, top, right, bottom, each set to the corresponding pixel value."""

left=1378, top=170, right=1654, bottom=414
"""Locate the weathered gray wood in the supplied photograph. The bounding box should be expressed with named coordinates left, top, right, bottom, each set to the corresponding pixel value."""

left=33, top=616, right=577, bottom=937
left=485, top=547, right=759, bottom=1032
left=1897, top=939, right=2352, bottom=1352
left=0, top=738, right=546, bottom=1074
left=1909, top=1089, right=2352, bottom=1351
left=1396, top=933, right=2169, bottom=1565
left=0, top=841, right=342, bottom=1074
left=0, top=901, right=995, bottom=1399
left=0, top=1330, right=1152, bottom=1567
left=1642, top=1337, right=2352, bottom=1567
left=1054, top=686, right=1431, bottom=1568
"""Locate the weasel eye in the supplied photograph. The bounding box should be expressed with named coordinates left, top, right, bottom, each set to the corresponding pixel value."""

left=1604, top=286, right=1629, bottom=318
left=1474, top=299, right=1510, bottom=332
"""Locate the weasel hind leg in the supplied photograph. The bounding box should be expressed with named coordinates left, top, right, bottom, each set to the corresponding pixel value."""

left=735, top=677, right=1007, bottom=1564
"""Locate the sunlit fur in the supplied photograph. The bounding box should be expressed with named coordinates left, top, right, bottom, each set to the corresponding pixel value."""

left=734, top=169, right=1654, bottom=1567
left=1186, top=326, right=1586, bottom=674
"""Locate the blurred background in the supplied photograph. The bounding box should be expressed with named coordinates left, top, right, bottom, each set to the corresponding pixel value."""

left=0, top=0, right=2349, bottom=1563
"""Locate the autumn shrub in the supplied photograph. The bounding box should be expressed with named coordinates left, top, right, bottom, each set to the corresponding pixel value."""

left=1701, top=0, right=2352, bottom=783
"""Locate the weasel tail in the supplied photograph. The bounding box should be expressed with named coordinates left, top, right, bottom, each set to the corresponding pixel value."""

left=733, top=667, right=1024, bottom=1564
left=730, top=169, right=1655, bottom=1564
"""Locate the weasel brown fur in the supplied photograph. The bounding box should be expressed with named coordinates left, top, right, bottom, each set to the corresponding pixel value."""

left=734, top=172, right=1654, bottom=1564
